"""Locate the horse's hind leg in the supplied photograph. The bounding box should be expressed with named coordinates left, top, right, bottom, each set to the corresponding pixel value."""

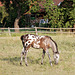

left=46, top=49, right=52, bottom=66
left=20, top=48, right=24, bottom=65
left=24, top=51, right=28, bottom=66
left=41, top=49, right=45, bottom=65
left=20, top=52, right=24, bottom=65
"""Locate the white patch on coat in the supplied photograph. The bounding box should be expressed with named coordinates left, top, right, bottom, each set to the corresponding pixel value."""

left=28, top=34, right=36, bottom=42
left=22, top=47, right=24, bottom=52
left=37, top=41, right=40, bottom=44
left=33, top=43, right=40, bottom=48
left=25, top=41, right=31, bottom=46
left=28, top=34, right=33, bottom=39
left=33, top=38, right=37, bottom=41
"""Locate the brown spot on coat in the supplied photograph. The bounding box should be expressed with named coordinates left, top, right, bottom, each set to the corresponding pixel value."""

left=28, top=41, right=30, bottom=43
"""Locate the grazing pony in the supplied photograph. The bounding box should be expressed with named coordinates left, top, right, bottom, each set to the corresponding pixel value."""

left=20, top=34, right=59, bottom=66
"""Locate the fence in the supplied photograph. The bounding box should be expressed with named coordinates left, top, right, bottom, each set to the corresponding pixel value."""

left=0, top=27, right=75, bottom=35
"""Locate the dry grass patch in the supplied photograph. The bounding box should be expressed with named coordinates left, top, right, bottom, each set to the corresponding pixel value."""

left=0, top=35, right=75, bottom=75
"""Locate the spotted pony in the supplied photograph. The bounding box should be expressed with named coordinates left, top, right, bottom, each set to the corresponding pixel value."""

left=20, top=34, right=59, bottom=66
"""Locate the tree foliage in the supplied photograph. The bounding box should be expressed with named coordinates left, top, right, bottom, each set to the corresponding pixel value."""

left=0, top=6, right=8, bottom=27
left=43, top=0, right=75, bottom=28
left=0, top=0, right=75, bottom=28
left=0, top=0, right=42, bottom=28
left=60, top=0, right=74, bottom=28
left=1, top=0, right=31, bottom=28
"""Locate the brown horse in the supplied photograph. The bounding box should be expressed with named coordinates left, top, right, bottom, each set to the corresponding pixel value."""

left=20, top=34, right=59, bottom=66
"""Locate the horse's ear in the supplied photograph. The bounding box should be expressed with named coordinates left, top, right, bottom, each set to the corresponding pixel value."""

left=20, top=35, right=24, bottom=40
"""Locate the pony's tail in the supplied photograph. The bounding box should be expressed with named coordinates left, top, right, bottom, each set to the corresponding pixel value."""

left=20, top=35, right=24, bottom=41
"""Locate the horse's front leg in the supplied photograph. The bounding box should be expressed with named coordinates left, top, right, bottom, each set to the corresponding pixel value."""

left=41, top=49, right=45, bottom=65
left=46, top=49, right=52, bottom=66
left=24, top=50, right=28, bottom=66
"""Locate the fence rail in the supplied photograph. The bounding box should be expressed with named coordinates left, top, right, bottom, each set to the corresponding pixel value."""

left=0, top=27, right=75, bottom=35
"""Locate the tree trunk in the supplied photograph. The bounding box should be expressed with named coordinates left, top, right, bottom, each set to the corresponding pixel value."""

left=14, top=8, right=21, bottom=32
left=14, top=18, right=20, bottom=32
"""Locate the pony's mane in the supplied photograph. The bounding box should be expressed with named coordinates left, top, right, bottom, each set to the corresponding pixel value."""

left=49, top=36, right=59, bottom=54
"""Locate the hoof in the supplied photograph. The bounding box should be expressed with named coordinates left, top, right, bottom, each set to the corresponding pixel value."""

left=25, top=64, right=28, bottom=66
left=55, top=63, right=58, bottom=65
left=20, top=62, right=22, bottom=65
left=41, top=63, right=43, bottom=65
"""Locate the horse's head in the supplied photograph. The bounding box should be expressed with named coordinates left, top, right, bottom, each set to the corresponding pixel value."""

left=54, top=52, right=59, bottom=64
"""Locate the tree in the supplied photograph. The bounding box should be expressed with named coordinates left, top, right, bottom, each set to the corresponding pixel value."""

left=1, top=0, right=30, bottom=31
left=59, top=0, right=74, bottom=28
left=69, top=0, right=75, bottom=28
left=1, top=0, right=42, bottom=31
left=43, top=0, right=61, bottom=28
left=43, top=0, right=74, bottom=28
left=0, top=6, right=8, bottom=27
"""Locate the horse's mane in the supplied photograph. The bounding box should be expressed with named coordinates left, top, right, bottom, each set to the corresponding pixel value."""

left=49, top=36, right=59, bottom=54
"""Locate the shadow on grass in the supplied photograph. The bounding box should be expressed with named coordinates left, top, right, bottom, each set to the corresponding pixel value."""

left=27, top=57, right=41, bottom=64
left=0, top=56, right=21, bottom=66
left=0, top=57, right=20, bottom=61
left=0, top=56, right=55, bottom=66
left=0, top=56, right=42, bottom=66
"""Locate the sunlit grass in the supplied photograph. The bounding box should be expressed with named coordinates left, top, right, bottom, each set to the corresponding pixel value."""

left=0, top=34, right=75, bottom=75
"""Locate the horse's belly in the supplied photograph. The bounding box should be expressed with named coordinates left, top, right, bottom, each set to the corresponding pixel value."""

left=33, top=43, right=40, bottom=48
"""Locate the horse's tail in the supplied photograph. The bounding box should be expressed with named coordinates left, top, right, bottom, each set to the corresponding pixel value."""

left=20, top=35, right=24, bottom=41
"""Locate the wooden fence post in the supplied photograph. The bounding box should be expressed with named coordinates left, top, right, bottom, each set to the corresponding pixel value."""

left=60, top=28, right=62, bottom=34
left=8, top=27, right=11, bottom=36
left=35, top=27, right=38, bottom=35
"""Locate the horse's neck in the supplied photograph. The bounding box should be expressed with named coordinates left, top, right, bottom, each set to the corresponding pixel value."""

left=51, top=40, right=58, bottom=53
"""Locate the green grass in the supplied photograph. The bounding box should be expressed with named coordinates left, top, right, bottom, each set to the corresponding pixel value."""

left=0, top=34, right=75, bottom=75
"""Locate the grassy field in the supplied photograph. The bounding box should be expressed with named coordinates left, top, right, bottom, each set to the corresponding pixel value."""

left=0, top=34, right=75, bottom=75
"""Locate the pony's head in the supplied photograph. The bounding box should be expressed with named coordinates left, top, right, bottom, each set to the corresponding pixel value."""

left=54, top=53, right=59, bottom=64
